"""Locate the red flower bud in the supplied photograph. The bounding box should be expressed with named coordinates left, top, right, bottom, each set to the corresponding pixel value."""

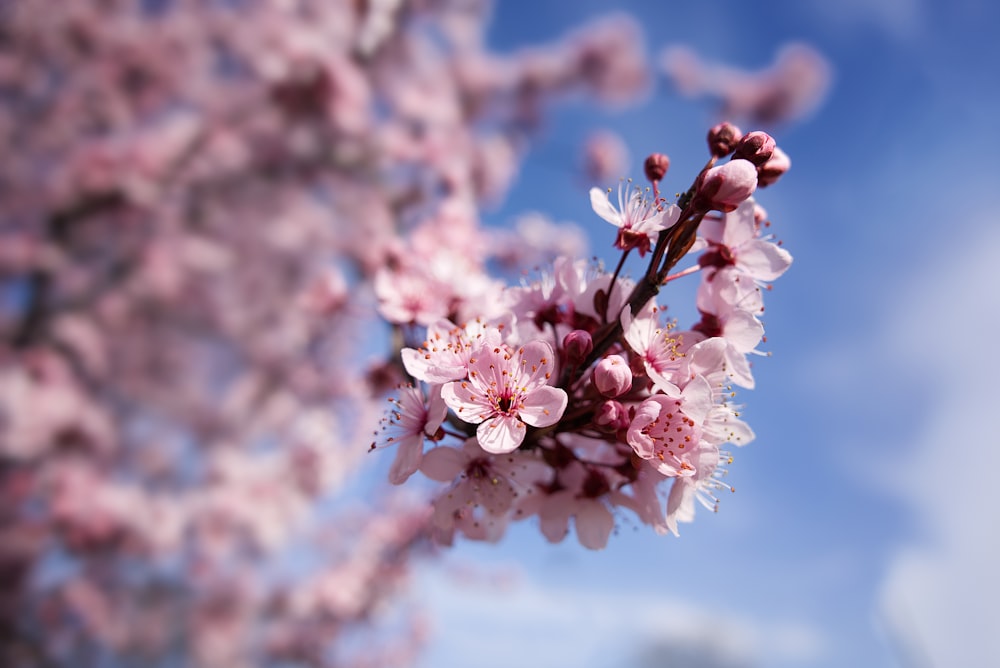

left=707, top=122, right=742, bottom=158
left=563, top=329, right=593, bottom=365
left=733, top=131, right=775, bottom=166
left=643, top=153, right=670, bottom=182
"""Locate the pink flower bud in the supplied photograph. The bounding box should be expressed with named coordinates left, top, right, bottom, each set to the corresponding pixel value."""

left=733, top=131, right=775, bottom=166
left=695, top=159, right=758, bottom=212
left=707, top=122, right=742, bottom=158
left=593, top=354, right=632, bottom=397
left=757, top=146, right=791, bottom=187
left=643, top=153, right=670, bottom=182
left=595, top=399, right=630, bottom=431
left=563, top=329, right=594, bottom=365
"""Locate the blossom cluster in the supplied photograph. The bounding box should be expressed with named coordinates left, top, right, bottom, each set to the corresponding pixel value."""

left=375, top=124, right=793, bottom=548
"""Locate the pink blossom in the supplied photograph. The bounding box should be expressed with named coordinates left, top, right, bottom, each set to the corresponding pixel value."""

left=371, top=384, right=447, bottom=485
left=590, top=181, right=679, bottom=256
left=692, top=272, right=765, bottom=388
left=626, top=375, right=714, bottom=476
left=503, top=256, right=589, bottom=337
left=621, top=303, right=684, bottom=393
left=401, top=318, right=506, bottom=384
left=536, top=463, right=616, bottom=550
left=374, top=265, right=451, bottom=326
left=665, top=446, right=732, bottom=536
left=698, top=199, right=793, bottom=283
left=420, top=439, right=550, bottom=541
left=678, top=337, right=756, bottom=448
left=609, top=465, right=668, bottom=534
left=442, top=341, right=567, bottom=454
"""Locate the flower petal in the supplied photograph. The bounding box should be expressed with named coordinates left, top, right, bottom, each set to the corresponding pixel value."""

left=389, top=437, right=424, bottom=485
left=477, top=415, right=526, bottom=454
left=441, top=380, right=491, bottom=424
left=420, top=446, right=466, bottom=481
left=538, top=490, right=573, bottom=543
left=665, top=477, right=696, bottom=537
left=575, top=500, right=614, bottom=550
left=679, top=374, right=713, bottom=424
left=518, top=385, right=567, bottom=428
left=737, top=239, right=793, bottom=282
left=589, top=187, right=623, bottom=227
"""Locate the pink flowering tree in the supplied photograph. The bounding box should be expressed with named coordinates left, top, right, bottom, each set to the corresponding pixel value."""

left=0, top=0, right=808, bottom=664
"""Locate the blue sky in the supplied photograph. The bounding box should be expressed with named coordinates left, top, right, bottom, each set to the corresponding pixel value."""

left=401, top=1, right=1000, bottom=666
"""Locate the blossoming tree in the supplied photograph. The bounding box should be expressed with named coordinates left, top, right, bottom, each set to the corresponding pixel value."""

left=0, top=0, right=813, bottom=665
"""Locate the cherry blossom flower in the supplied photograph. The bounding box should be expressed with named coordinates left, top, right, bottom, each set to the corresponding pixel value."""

left=679, top=337, right=756, bottom=447
left=374, top=265, right=451, bottom=326
left=371, top=384, right=447, bottom=484
left=401, top=318, right=506, bottom=384
left=590, top=180, right=679, bottom=256
left=692, top=272, right=765, bottom=388
left=621, top=303, right=684, bottom=393
left=535, top=462, right=616, bottom=550
left=626, top=375, right=714, bottom=476
left=698, top=198, right=793, bottom=283
left=420, top=439, right=550, bottom=541
left=441, top=341, right=567, bottom=454
left=665, top=446, right=733, bottom=536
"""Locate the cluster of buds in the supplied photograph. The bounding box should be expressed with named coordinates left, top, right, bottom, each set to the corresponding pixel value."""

left=374, top=125, right=792, bottom=549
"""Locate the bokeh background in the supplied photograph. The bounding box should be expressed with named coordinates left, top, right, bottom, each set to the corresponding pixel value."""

left=409, top=1, right=1000, bottom=666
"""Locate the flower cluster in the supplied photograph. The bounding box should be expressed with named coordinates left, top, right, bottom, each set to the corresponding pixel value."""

left=375, top=125, right=793, bottom=548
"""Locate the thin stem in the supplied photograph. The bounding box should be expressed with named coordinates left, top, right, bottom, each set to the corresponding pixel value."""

left=573, top=156, right=718, bottom=379
left=602, top=247, right=631, bottom=323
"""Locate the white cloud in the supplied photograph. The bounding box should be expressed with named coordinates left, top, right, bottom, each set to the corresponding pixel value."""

left=416, top=565, right=825, bottom=667
left=877, top=218, right=1000, bottom=665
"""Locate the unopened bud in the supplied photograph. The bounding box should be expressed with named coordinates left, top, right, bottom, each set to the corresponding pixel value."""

left=695, top=159, right=758, bottom=212
left=595, top=399, right=630, bottom=431
left=563, top=329, right=593, bottom=365
left=707, top=122, right=742, bottom=158
left=733, top=131, right=775, bottom=166
left=643, top=153, right=670, bottom=182
left=756, top=146, right=791, bottom=187
left=593, top=354, right=632, bottom=397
